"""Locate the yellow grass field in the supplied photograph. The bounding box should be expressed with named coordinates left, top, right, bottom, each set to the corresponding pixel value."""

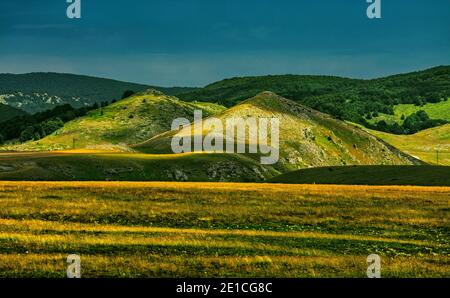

left=0, top=182, right=448, bottom=278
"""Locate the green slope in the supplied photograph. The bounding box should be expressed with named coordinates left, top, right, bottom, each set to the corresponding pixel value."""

left=3, top=90, right=226, bottom=151
left=367, top=98, right=450, bottom=125
left=177, top=66, right=450, bottom=130
left=269, top=165, right=450, bottom=186
left=0, top=72, right=198, bottom=113
left=0, top=151, right=278, bottom=182
left=360, top=124, right=450, bottom=165
left=136, top=92, right=422, bottom=172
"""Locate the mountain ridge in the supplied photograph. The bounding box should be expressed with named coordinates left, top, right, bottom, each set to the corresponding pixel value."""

left=0, top=72, right=198, bottom=114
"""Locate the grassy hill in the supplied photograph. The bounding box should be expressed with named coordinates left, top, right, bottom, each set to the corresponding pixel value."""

left=1, top=91, right=432, bottom=182
left=361, top=124, right=450, bottom=165
left=0, top=151, right=278, bottom=182
left=2, top=90, right=226, bottom=151
left=0, top=73, right=197, bottom=113
left=270, top=165, right=450, bottom=186
left=177, top=66, right=450, bottom=132
left=136, top=92, right=422, bottom=172
left=0, top=103, right=27, bottom=122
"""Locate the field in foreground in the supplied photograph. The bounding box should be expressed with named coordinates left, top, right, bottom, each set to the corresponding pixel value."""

left=0, top=182, right=448, bottom=278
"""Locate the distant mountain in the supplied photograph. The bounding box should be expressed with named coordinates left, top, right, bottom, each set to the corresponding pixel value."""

left=5, top=90, right=225, bottom=151
left=136, top=92, right=421, bottom=172
left=177, top=66, right=450, bottom=133
left=0, top=103, right=27, bottom=122
left=0, top=73, right=198, bottom=114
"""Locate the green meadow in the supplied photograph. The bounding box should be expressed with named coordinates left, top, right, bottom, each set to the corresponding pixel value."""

left=367, top=99, right=450, bottom=125
left=0, top=182, right=448, bottom=278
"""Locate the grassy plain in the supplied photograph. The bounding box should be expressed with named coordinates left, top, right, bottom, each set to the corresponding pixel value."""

left=0, top=181, right=448, bottom=278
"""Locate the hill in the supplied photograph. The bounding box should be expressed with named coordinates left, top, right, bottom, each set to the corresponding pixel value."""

left=360, top=124, right=450, bottom=165
left=0, top=73, right=197, bottom=114
left=0, top=151, right=277, bottom=182
left=177, top=66, right=450, bottom=133
left=269, top=165, right=450, bottom=186
left=0, top=103, right=27, bottom=122
left=3, top=90, right=226, bottom=151
left=136, top=92, right=422, bottom=172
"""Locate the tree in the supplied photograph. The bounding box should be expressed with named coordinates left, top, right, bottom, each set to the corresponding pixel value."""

left=376, top=120, right=388, bottom=132
left=122, top=90, right=135, bottom=99
left=0, top=133, right=4, bottom=145
left=19, top=126, right=35, bottom=143
left=403, top=111, right=432, bottom=134
left=40, top=118, right=64, bottom=137
left=61, top=110, right=77, bottom=122
left=416, top=110, right=430, bottom=121
left=390, top=123, right=404, bottom=134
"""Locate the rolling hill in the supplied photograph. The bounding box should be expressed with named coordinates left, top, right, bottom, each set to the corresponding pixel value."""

left=0, top=73, right=197, bottom=114
left=3, top=90, right=226, bottom=151
left=136, top=92, right=422, bottom=172
left=360, top=124, right=450, bottom=165
left=177, top=66, right=450, bottom=133
left=0, top=151, right=277, bottom=182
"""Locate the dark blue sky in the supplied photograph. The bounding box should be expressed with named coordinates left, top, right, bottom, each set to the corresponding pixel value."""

left=0, top=0, right=449, bottom=86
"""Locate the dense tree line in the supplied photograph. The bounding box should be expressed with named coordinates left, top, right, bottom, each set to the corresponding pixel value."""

left=0, top=103, right=28, bottom=122
left=364, top=111, right=448, bottom=134
left=0, top=104, right=98, bottom=143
